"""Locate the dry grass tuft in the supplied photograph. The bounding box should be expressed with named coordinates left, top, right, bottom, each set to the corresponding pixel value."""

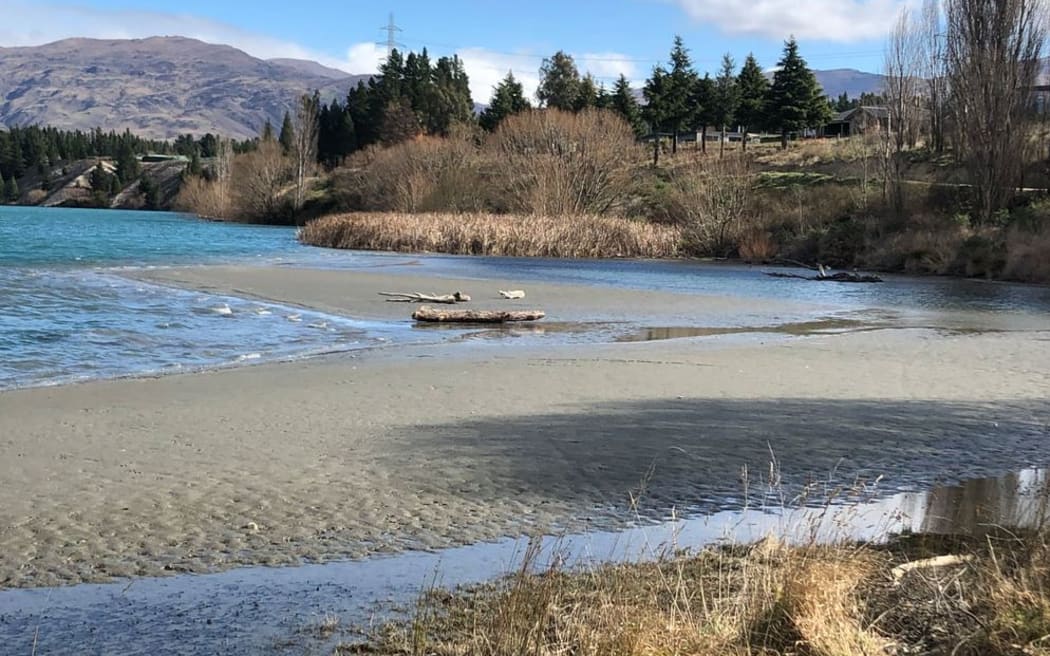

left=298, top=212, right=681, bottom=259
left=351, top=525, right=1050, bottom=656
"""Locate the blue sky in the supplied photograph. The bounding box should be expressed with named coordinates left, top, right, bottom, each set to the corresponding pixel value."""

left=4, top=0, right=906, bottom=101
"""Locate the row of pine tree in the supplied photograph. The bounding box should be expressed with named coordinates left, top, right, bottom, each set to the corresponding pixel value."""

left=308, top=35, right=834, bottom=167
left=1, top=35, right=839, bottom=190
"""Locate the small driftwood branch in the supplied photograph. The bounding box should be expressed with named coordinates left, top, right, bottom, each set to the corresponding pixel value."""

left=378, top=292, right=471, bottom=304
left=499, top=289, right=526, bottom=299
left=412, top=306, right=545, bottom=323
left=891, top=554, right=974, bottom=585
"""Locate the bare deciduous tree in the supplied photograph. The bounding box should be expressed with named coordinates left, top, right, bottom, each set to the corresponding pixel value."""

left=884, top=7, right=924, bottom=215
left=669, top=153, right=756, bottom=256
left=490, top=109, right=641, bottom=216
left=234, top=138, right=288, bottom=221
left=291, top=93, right=319, bottom=212
left=920, top=0, right=950, bottom=154
left=213, top=136, right=233, bottom=216
left=946, top=0, right=1047, bottom=223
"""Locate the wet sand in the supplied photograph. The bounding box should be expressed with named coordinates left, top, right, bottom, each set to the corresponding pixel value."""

left=2, top=266, right=1049, bottom=588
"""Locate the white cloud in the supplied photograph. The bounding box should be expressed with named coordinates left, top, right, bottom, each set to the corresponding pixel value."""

left=672, top=0, right=910, bottom=42
left=344, top=42, right=385, bottom=75
left=0, top=1, right=361, bottom=72
left=456, top=48, right=542, bottom=105
left=578, top=53, right=639, bottom=84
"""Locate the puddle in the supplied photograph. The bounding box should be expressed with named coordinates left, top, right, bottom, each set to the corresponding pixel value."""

left=618, top=317, right=886, bottom=342
left=1, top=469, right=1046, bottom=655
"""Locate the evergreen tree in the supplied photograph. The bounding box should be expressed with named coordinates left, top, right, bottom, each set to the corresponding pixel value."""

left=834, top=92, right=852, bottom=112
left=538, top=51, right=582, bottom=111
left=139, top=175, right=159, bottom=210
left=346, top=81, right=378, bottom=147
left=692, top=74, right=716, bottom=153
left=711, top=54, right=739, bottom=157
left=575, top=74, right=600, bottom=111
left=480, top=72, right=531, bottom=131
left=279, top=111, right=295, bottom=154
left=0, top=172, right=6, bottom=202
left=198, top=133, right=218, bottom=158
left=424, top=55, right=474, bottom=134
left=594, top=83, right=611, bottom=110
left=610, top=74, right=645, bottom=136
left=4, top=175, right=18, bottom=202
left=379, top=98, right=420, bottom=144
left=643, top=65, right=670, bottom=134
left=261, top=120, right=275, bottom=142
left=115, top=138, right=140, bottom=185
left=766, top=37, right=830, bottom=149
left=317, top=99, right=356, bottom=167
left=186, top=150, right=203, bottom=178
left=736, top=53, right=770, bottom=149
left=660, top=36, right=699, bottom=153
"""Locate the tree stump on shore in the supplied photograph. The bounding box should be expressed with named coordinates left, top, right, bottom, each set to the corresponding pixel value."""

left=412, top=306, right=546, bottom=323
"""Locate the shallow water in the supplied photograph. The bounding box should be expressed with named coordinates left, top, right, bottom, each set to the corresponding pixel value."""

left=0, top=208, right=417, bottom=389
left=0, top=468, right=1045, bottom=656
left=4, top=206, right=1050, bottom=389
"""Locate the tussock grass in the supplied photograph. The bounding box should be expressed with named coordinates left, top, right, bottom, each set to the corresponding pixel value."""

left=298, top=212, right=682, bottom=259
left=343, top=514, right=1050, bottom=656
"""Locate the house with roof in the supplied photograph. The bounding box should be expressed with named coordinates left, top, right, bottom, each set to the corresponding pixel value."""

left=823, top=106, right=890, bottom=137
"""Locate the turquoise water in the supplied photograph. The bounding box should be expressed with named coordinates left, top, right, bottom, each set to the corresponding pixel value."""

left=4, top=206, right=1050, bottom=390
left=0, top=207, right=403, bottom=389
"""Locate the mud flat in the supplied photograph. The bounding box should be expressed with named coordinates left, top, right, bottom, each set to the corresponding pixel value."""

left=1, top=265, right=1049, bottom=591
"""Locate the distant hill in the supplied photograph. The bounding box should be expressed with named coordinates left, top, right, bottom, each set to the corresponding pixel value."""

left=0, top=37, right=370, bottom=140
left=813, top=69, right=887, bottom=99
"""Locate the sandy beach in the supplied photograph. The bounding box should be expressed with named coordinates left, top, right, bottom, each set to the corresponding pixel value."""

left=2, top=265, right=1049, bottom=589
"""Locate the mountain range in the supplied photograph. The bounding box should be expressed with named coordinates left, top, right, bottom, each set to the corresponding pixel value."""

left=0, top=37, right=887, bottom=140
left=0, top=37, right=368, bottom=140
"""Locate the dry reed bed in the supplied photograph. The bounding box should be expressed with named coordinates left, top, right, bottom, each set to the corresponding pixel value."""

left=299, top=212, right=682, bottom=259
left=344, top=531, right=1050, bottom=656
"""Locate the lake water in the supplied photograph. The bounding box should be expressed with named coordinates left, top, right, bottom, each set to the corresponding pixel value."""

left=0, top=207, right=415, bottom=389
left=3, top=205, right=1050, bottom=390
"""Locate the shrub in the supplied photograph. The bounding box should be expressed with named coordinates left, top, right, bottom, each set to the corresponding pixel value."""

left=955, top=232, right=1007, bottom=278
left=666, top=154, right=756, bottom=257
left=1002, top=224, right=1050, bottom=282
left=817, top=215, right=866, bottom=268
left=488, top=109, right=641, bottom=216
left=174, top=175, right=227, bottom=218
left=738, top=227, right=778, bottom=262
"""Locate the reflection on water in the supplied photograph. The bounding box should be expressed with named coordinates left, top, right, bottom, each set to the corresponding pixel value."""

left=1, top=468, right=1047, bottom=655
left=915, top=468, right=1050, bottom=535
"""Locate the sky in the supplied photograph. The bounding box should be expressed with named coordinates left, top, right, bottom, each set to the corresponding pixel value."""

left=2, top=0, right=911, bottom=103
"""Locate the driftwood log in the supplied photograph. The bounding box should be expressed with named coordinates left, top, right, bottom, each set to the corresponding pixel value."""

left=412, top=305, right=545, bottom=323
left=378, top=291, right=471, bottom=304
left=765, top=271, right=883, bottom=283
